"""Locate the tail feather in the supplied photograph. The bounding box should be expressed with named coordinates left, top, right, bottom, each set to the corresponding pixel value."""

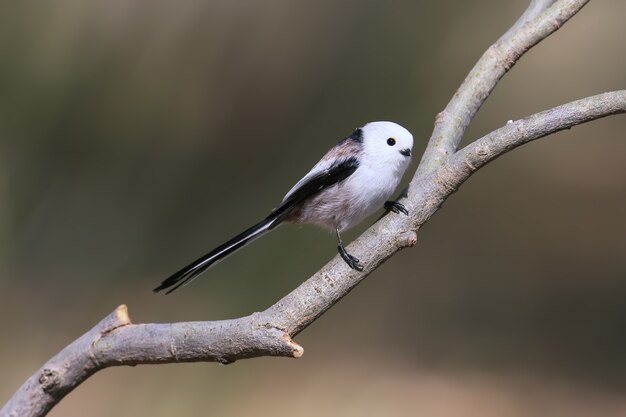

left=154, top=216, right=277, bottom=294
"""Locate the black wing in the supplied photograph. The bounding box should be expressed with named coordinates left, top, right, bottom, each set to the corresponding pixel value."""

left=266, top=156, right=360, bottom=224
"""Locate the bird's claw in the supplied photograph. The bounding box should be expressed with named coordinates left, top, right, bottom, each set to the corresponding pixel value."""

left=384, top=200, right=409, bottom=216
left=338, top=245, right=364, bottom=271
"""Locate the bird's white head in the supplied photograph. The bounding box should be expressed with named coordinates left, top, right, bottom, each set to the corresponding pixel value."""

left=360, top=121, right=413, bottom=169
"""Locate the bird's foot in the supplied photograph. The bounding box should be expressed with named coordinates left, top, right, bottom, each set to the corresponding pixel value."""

left=384, top=200, right=409, bottom=215
left=338, top=245, right=364, bottom=271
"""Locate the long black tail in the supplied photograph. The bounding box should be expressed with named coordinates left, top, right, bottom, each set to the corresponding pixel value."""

left=154, top=154, right=358, bottom=294
left=153, top=216, right=279, bottom=294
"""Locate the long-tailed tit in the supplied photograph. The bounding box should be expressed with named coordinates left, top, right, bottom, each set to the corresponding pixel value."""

left=154, top=121, right=413, bottom=294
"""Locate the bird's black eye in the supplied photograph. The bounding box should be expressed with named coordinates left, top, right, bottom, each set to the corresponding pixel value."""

left=387, top=138, right=396, bottom=146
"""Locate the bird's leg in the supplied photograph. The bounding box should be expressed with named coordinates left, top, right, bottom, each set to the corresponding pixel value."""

left=384, top=200, right=409, bottom=216
left=336, top=227, right=363, bottom=271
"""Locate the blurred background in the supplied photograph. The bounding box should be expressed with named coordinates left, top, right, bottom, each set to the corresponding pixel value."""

left=2, top=0, right=626, bottom=416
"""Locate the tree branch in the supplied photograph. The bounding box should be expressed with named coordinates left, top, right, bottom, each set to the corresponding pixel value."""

left=0, top=305, right=305, bottom=417
left=5, top=91, right=623, bottom=417
left=2, top=2, right=621, bottom=417
left=415, top=0, right=589, bottom=179
left=448, top=91, right=626, bottom=182
left=409, top=91, right=626, bottom=220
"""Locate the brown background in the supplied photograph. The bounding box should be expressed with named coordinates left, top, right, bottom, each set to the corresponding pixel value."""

left=2, top=1, right=626, bottom=416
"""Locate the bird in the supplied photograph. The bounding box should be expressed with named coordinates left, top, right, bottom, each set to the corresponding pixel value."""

left=154, top=121, right=414, bottom=294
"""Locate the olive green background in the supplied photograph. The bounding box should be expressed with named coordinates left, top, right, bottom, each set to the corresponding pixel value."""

left=2, top=1, right=626, bottom=416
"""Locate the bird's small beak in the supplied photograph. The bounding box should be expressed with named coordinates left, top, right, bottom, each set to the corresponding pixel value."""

left=400, top=148, right=411, bottom=157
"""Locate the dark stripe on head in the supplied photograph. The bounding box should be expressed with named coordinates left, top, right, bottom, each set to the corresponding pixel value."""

left=348, top=127, right=363, bottom=143
left=335, top=127, right=364, bottom=151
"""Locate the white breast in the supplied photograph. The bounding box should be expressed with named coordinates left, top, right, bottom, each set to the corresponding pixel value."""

left=292, top=156, right=407, bottom=232
left=335, top=157, right=405, bottom=230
